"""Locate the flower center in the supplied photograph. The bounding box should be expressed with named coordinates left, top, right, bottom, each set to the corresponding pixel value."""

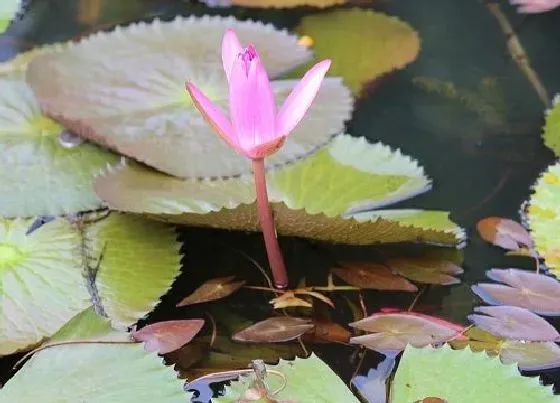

left=239, top=45, right=258, bottom=76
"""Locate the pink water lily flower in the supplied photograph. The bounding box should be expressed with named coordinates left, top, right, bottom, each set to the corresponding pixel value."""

left=510, top=0, right=560, bottom=13
left=186, top=29, right=331, bottom=159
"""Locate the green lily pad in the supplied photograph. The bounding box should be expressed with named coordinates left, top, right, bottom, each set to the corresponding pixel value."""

left=390, top=344, right=558, bottom=403
left=0, top=307, right=187, bottom=402
left=213, top=353, right=359, bottom=402
left=0, top=0, right=20, bottom=33
left=94, top=134, right=464, bottom=246
left=81, top=212, right=182, bottom=329
left=0, top=217, right=90, bottom=355
left=543, top=95, right=560, bottom=156
left=26, top=15, right=352, bottom=179
left=0, top=213, right=181, bottom=355
left=526, top=161, right=560, bottom=276
left=0, top=75, right=120, bottom=218
left=294, top=8, right=420, bottom=95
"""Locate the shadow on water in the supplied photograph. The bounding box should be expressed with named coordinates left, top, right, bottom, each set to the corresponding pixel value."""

left=2, top=0, right=560, bottom=398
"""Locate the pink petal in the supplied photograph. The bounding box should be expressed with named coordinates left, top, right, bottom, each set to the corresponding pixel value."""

left=222, top=29, right=242, bottom=82
left=185, top=81, right=239, bottom=153
left=228, top=47, right=277, bottom=158
left=276, top=59, right=331, bottom=138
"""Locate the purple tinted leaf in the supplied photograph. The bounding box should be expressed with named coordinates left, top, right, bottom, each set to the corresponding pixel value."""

left=468, top=305, right=560, bottom=342
left=351, top=355, right=396, bottom=403
left=472, top=269, right=560, bottom=316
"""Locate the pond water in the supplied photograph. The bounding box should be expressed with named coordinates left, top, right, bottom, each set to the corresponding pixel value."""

left=1, top=0, right=560, bottom=400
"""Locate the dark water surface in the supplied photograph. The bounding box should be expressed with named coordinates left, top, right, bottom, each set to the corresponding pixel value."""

left=2, top=0, right=560, bottom=399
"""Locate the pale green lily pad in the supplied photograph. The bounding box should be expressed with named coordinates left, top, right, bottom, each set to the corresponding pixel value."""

left=0, top=0, right=20, bottom=33
left=0, top=75, right=120, bottom=218
left=82, top=212, right=181, bottom=329
left=94, top=134, right=464, bottom=246
left=26, top=15, right=352, bottom=179
left=390, top=344, right=558, bottom=403
left=213, top=353, right=359, bottom=402
left=0, top=213, right=181, bottom=355
left=526, top=161, right=560, bottom=276
left=543, top=95, right=560, bottom=156
left=294, top=8, right=420, bottom=95
left=0, top=306, right=188, bottom=402
left=0, top=217, right=90, bottom=355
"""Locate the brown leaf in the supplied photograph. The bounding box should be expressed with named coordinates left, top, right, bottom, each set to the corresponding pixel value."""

left=414, top=398, right=447, bottom=403
left=476, top=217, right=533, bottom=250
left=332, top=262, right=418, bottom=291
left=132, top=319, right=205, bottom=354
left=302, top=320, right=351, bottom=344
left=385, top=257, right=463, bottom=285
left=177, top=276, right=246, bottom=307
left=297, top=290, right=335, bottom=308
left=232, top=317, right=315, bottom=343
left=270, top=292, right=313, bottom=309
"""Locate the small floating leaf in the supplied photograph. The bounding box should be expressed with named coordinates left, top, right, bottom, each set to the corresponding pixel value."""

left=390, top=344, right=557, bottom=403
left=476, top=217, right=533, bottom=250
left=177, top=276, right=246, bottom=307
left=295, top=8, right=420, bottom=94
left=232, top=317, right=314, bottom=343
left=451, top=326, right=560, bottom=371
left=332, top=261, right=418, bottom=291
left=468, top=305, right=560, bottom=341
left=214, top=354, right=360, bottom=402
left=472, top=268, right=560, bottom=315
left=349, top=312, right=466, bottom=355
left=385, top=257, right=463, bottom=285
left=133, top=319, right=204, bottom=354
left=0, top=309, right=187, bottom=402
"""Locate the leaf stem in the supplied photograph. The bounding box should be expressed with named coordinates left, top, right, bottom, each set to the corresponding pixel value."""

left=252, top=158, right=288, bottom=289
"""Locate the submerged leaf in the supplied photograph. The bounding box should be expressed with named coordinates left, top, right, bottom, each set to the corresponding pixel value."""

left=526, top=161, right=560, bottom=276
left=349, top=312, right=466, bottom=355
left=351, top=355, right=396, bottom=403
left=0, top=311, right=187, bottom=402
left=133, top=320, right=204, bottom=354
left=232, top=317, right=314, bottom=343
left=332, top=261, right=418, bottom=291
left=451, top=326, right=560, bottom=371
left=385, top=257, right=463, bottom=285
left=472, top=268, right=560, bottom=315
left=95, top=134, right=463, bottom=246
left=476, top=217, right=533, bottom=250
left=390, top=344, right=557, bottom=403
left=295, top=8, right=420, bottom=94
left=302, top=320, right=351, bottom=344
left=177, top=276, right=246, bottom=307
left=468, top=305, right=560, bottom=341
left=214, top=354, right=360, bottom=402
left=0, top=75, right=119, bottom=218
left=27, top=15, right=352, bottom=178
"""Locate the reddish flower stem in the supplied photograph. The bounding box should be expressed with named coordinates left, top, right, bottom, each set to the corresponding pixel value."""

left=252, top=158, right=288, bottom=289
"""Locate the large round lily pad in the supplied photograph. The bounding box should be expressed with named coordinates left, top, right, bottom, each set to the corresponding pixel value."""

left=0, top=75, right=120, bottom=218
left=94, top=134, right=464, bottom=246
left=26, top=15, right=352, bottom=178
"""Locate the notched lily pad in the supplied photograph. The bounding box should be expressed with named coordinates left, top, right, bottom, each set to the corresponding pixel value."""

left=390, top=344, right=558, bottom=403
left=0, top=308, right=187, bottom=402
left=526, top=161, right=560, bottom=276
left=27, top=15, right=352, bottom=178
left=214, top=354, right=360, bottom=402
left=295, top=8, right=421, bottom=94
left=0, top=75, right=120, bottom=218
left=94, top=134, right=464, bottom=246
left=543, top=95, right=560, bottom=156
